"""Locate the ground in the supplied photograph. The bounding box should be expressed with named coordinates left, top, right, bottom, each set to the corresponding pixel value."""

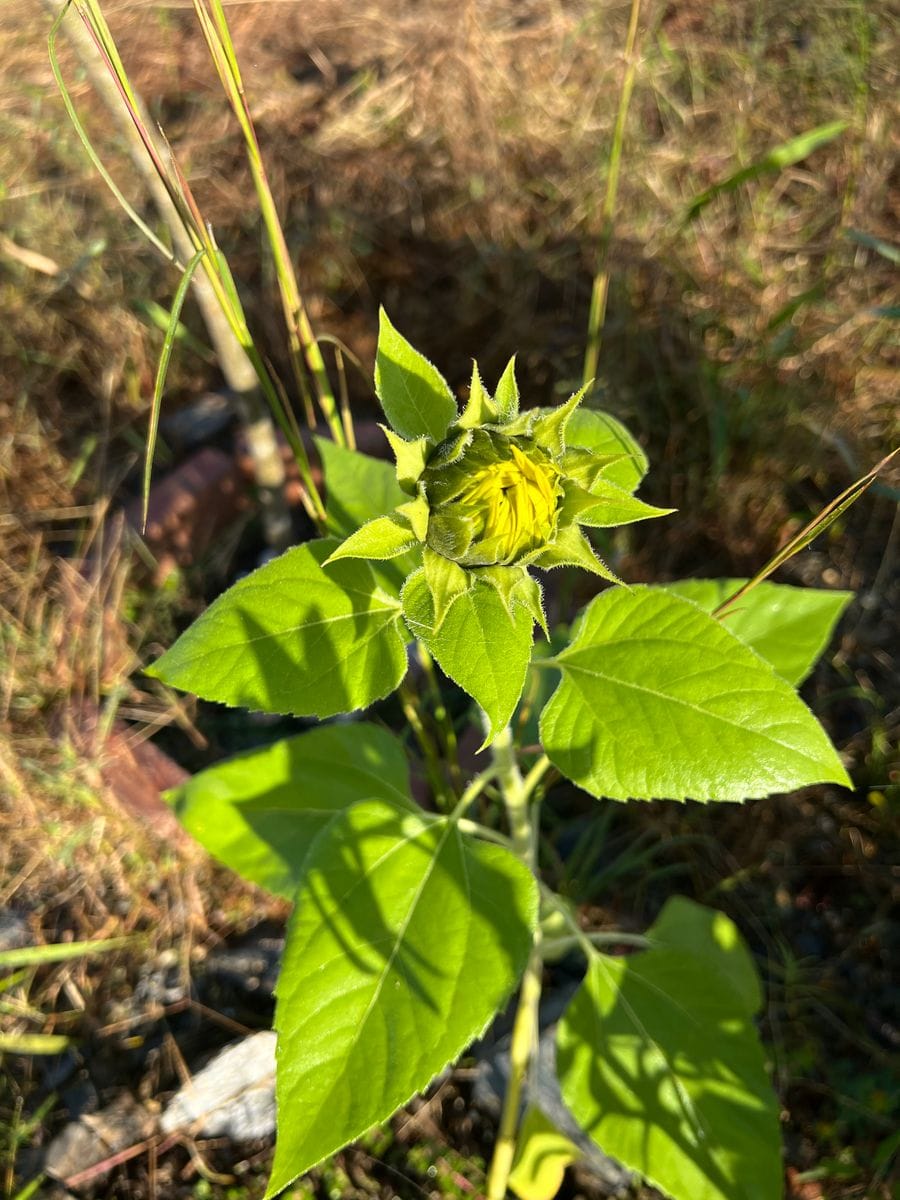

left=0, top=1, right=898, bottom=1198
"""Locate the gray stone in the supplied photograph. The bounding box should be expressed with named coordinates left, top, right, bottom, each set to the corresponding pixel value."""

left=0, top=909, right=29, bottom=952
left=44, top=1093, right=155, bottom=1184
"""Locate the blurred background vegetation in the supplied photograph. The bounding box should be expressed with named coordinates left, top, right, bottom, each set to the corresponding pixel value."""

left=1, top=1, right=897, bottom=1197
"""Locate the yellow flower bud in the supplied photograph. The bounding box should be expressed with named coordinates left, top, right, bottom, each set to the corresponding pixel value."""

left=424, top=434, right=563, bottom=567
left=454, top=445, right=561, bottom=564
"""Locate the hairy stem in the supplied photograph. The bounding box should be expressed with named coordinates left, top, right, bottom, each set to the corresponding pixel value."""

left=485, top=725, right=543, bottom=1200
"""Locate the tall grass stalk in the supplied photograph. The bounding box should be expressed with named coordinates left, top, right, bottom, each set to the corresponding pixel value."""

left=582, top=0, right=642, bottom=387
left=192, top=0, right=346, bottom=446
left=49, top=0, right=327, bottom=526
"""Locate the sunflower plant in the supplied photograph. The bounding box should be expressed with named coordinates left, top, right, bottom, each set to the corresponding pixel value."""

left=150, top=312, right=853, bottom=1200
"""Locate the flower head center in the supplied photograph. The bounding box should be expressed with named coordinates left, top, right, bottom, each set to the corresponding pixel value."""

left=456, top=444, right=560, bottom=563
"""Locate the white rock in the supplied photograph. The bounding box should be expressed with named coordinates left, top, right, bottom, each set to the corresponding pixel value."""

left=161, top=1030, right=277, bottom=1141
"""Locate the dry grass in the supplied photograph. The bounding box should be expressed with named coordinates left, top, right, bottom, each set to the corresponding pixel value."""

left=3, top=1, right=896, bottom=441
left=0, top=0, right=897, bottom=1193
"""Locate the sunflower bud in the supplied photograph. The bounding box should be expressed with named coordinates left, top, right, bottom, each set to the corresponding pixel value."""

left=320, top=311, right=674, bottom=745
left=424, top=432, right=563, bottom=566
left=328, top=309, right=673, bottom=609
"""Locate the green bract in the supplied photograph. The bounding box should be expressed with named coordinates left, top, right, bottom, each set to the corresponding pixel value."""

left=323, top=308, right=672, bottom=737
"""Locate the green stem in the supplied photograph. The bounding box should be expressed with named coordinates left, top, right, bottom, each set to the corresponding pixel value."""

left=399, top=683, right=451, bottom=808
left=417, top=644, right=464, bottom=791
left=543, top=932, right=650, bottom=957
left=486, top=945, right=543, bottom=1200
left=485, top=725, right=543, bottom=1200
left=455, top=819, right=513, bottom=849
left=491, top=724, right=531, bottom=861
left=452, top=769, right=499, bottom=821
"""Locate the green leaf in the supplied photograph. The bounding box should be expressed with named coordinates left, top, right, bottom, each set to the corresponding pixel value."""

left=402, top=570, right=534, bottom=746
left=575, top=478, right=674, bottom=528
left=494, top=356, right=520, bottom=423
left=325, top=515, right=417, bottom=564
left=147, top=539, right=408, bottom=719
left=267, top=799, right=538, bottom=1197
left=423, top=547, right=471, bottom=630
left=380, top=425, right=430, bottom=493
left=565, top=408, right=647, bottom=493
left=459, top=361, right=499, bottom=429
left=508, top=1107, right=578, bottom=1200
left=540, top=587, right=851, bottom=801
left=396, top=488, right=431, bottom=542
left=529, top=384, right=589, bottom=457
left=559, top=445, right=634, bottom=492
left=557, top=897, right=781, bottom=1200
left=663, top=579, right=853, bottom=685
left=316, top=438, right=406, bottom=536
left=529, top=524, right=621, bottom=584
left=649, top=896, right=762, bottom=1014
left=374, top=308, right=457, bottom=443
left=166, top=724, right=417, bottom=898
left=474, top=566, right=548, bottom=637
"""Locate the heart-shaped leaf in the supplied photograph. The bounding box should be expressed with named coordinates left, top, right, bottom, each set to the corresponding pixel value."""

left=147, top=539, right=408, bottom=719
left=167, top=724, right=417, bottom=897
left=557, top=897, right=781, bottom=1200
left=540, top=586, right=850, bottom=801
left=267, top=799, right=538, bottom=1196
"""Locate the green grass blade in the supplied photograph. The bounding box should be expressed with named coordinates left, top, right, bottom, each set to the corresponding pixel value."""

left=714, top=446, right=899, bottom=617
left=48, top=1, right=177, bottom=264
left=0, top=937, right=130, bottom=969
left=76, top=0, right=139, bottom=108
left=0, top=1033, right=72, bottom=1055
left=142, top=248, right=206, bottom=532
left=684, top=120, right=848, bottom=221
left=134, top=299, right=216, bottom=363
left=12, top=1176, right=46, bottom=1200
left=844, top=228, right=900, bottom=265
left=192, top=0, right=343, bottom=443
left=0, top=968, right=30, bottom=995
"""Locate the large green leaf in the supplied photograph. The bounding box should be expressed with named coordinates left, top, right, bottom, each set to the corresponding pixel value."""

left=540, top=587, right=851, bottom=801
left=662, top=579, right=852, bottom=685
left=166, top=724, right=416, bottom=898
left=402, top=569, right=534, bottom=745
left=557, top=897, right=781, bottom=1200
left=374, top=308, right=457, bottom=443
left=565, top=408, right=647, bottom=493
left=316, top=438, right=406, bottom=536
left=267, top=799, right=538, bottom=1196
left=147, top=539, right=408, bottom=719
